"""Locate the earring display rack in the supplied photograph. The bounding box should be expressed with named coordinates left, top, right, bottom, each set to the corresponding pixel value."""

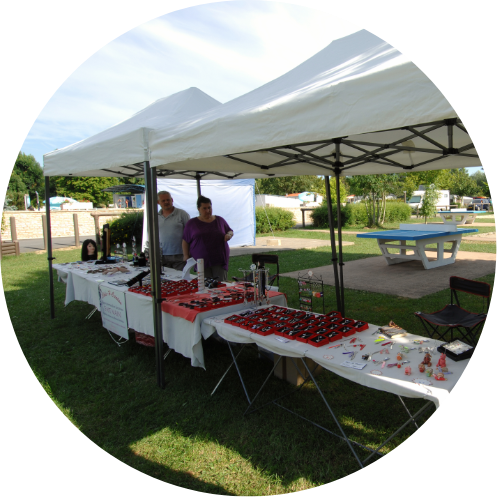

left=297, top=271, right=324, bottom=313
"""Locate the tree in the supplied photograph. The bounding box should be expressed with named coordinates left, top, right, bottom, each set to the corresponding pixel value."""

left=472, top=169, right=486, bottom=188
left=472, top=170, right=490, bottom=197
left=347, top=173, right=401, bottom=227
left=444, top=169, right=481, bottom=197
left=7, top=152, right=44, bottom=209
left=419, top=184, right=441, bottom=223
left=313, top=176, right=348, bottom=204
left=255, top=176, right=322, bottom=196
left=6, top=172, right=27, bottom=210
left=55, top=176, right=122, bottom=206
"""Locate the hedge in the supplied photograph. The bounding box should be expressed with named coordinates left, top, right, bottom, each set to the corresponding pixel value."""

left=256, top=206, right=295, bottom=233
left=310, top=201, right=411, bottom=228
left=107, top=211, right=144, bottom=245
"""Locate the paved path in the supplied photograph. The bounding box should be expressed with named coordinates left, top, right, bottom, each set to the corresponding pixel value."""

left=16, top=236, right=352, bottom=256
left=281, top=251, right=496, bottom=299
left=18, top=236, right=79, bottom=253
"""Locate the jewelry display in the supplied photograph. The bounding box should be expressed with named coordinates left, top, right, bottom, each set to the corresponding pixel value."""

left=297, top=271, right=325, bottom=313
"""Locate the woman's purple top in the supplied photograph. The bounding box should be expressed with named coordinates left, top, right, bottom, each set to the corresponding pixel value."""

left=183, top=216, right=232, bottom=270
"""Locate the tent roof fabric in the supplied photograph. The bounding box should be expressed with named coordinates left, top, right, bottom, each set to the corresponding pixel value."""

left=149, top=30, right=479, bottom=177
left=43, top=30, right=480, bottom=180
left=43, top=87, right=221, bottom=177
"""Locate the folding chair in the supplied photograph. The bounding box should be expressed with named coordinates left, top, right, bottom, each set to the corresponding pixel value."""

left=232, top=253, right=280, bottom=288
left=414, top=276, right=490, bottom=346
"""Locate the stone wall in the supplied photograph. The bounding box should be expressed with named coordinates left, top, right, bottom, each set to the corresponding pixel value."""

left=1, top=210, right=135, bottom=240
left=2, top=205, right=315, bottom=240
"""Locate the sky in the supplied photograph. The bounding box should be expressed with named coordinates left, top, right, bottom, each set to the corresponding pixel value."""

left=23, top=1, right=360, bottom=167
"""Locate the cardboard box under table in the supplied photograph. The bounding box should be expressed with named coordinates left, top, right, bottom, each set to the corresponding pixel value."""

left=203, top=306, right=471, bottom=468
left=357, top=223, right=478, bottom=269
left=273, top=355, right=323, bottom=386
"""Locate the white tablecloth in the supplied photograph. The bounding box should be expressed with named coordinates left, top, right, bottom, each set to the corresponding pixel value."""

left=53, top=263, right=287, bottom=368
left=203, top=307, right=471, bottom=408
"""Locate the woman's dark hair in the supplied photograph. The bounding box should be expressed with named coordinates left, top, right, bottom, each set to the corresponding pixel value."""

left=81, top=239, right=98, bottom=261
left=197, top=195, right=212, bottom=208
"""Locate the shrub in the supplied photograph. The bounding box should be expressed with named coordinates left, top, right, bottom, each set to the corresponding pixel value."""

left=310, top=203, right=337, bottom=228
left=383, top=201, right=412, bottom=223
left=107, top=211, right=144, bottom=245
left=256, top=206, right=295, bottom=233
left=310, top=201, right=411, bottom=228
left=310, top=202, right=367, bottom=228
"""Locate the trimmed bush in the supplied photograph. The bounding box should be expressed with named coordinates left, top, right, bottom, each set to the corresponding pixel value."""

left=310, top=202, right=366, bottom=227
left=310, top=203, right=337, bottom=228
left=107, top=211, right=144, bottom=245
left=310, top=201, right=411, bottom=228
left=256, top=206, right=295, bottom=233
left=383, top=201, right=412, bottom=223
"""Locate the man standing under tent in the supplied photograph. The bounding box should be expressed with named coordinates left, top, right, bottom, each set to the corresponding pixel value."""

left=157, top=191, right=190, bottom=270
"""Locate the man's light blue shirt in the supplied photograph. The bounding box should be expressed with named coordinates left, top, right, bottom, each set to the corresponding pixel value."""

left=158, top=207, right=190, bottom=255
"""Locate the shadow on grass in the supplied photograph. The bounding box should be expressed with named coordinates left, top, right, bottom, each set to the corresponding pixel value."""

left=2, top=250, right=491, bottom=495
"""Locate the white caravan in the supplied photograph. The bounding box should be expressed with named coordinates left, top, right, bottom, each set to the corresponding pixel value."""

left=407, top=190, right=450, bottom=210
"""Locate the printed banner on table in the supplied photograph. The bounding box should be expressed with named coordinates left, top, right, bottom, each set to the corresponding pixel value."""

left=99, top=285, right=129, bottom=339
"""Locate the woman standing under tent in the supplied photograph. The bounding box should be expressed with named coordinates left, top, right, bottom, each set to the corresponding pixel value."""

left=182, top=196, right=233, bottom=281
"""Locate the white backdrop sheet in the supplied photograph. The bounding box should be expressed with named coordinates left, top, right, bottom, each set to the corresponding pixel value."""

left=142, top=178, right=256, bottom=251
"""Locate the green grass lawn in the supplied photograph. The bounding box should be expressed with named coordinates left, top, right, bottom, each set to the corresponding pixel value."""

left=2, top=245, right=494, bottom=495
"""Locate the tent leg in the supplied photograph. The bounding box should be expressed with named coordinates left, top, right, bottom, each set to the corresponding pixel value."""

left=334, top=169, right=345, bottom=316
left=45, top=176, right=55, bottom=319
left=324, top=176, right=342, bottom=313
left=144, top=161, right=165, bottom=389
left=196, top=173, right=201, bottom=198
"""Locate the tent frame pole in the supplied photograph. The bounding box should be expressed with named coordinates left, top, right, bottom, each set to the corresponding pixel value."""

left=195, top=173, right=202, bottom=197
left=324, top=176, right=342, bottom=313
left=45, top=176, right=55, bottom=319
left=334, top=140, right=345, bottom=316
left=334, top=171, right=345, bottom=316
left=144, top=161, right=165, bottom=389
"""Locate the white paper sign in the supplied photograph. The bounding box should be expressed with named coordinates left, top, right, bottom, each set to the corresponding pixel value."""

left=340, top=361, right=367, bottom=370
left=99, top=285, right=128, bottom=339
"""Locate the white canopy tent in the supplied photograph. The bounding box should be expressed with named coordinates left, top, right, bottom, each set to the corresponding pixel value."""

left=148, top=30, right=478, bottom=177
left=43, top=87, right=230, bottom=388
left=43, top=87, right=221, bottom=177
left=146, top=29, right=481, bottom=317
left=43, top=29, right=482, bottom=388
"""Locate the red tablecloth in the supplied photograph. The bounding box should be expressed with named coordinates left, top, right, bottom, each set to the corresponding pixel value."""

left=161, top=289, right=286, bottom=322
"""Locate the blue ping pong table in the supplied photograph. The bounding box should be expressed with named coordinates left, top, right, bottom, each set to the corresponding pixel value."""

left=357, top=224, right=478, bottom=269
left=438, top=210, right=486, bottom=225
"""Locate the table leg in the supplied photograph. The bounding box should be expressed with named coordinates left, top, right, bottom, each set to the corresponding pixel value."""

left=417, top=234, right=462, bottom=269
left=361, top=399, right=433, bottom=464
left=211, top=342, right=251, bottom=402
left=85, top=306, right=98, bottom=319
left=300, top=359, right=364, bottom=468
left=378, top=239, right=418, bottom=265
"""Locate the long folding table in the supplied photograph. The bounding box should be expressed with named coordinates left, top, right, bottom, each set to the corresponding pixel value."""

left=53, top=261, right=287, bottom=368
left=202, top=306, right=470, bottom=467
left=357, top=223, right=478, bottom=269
